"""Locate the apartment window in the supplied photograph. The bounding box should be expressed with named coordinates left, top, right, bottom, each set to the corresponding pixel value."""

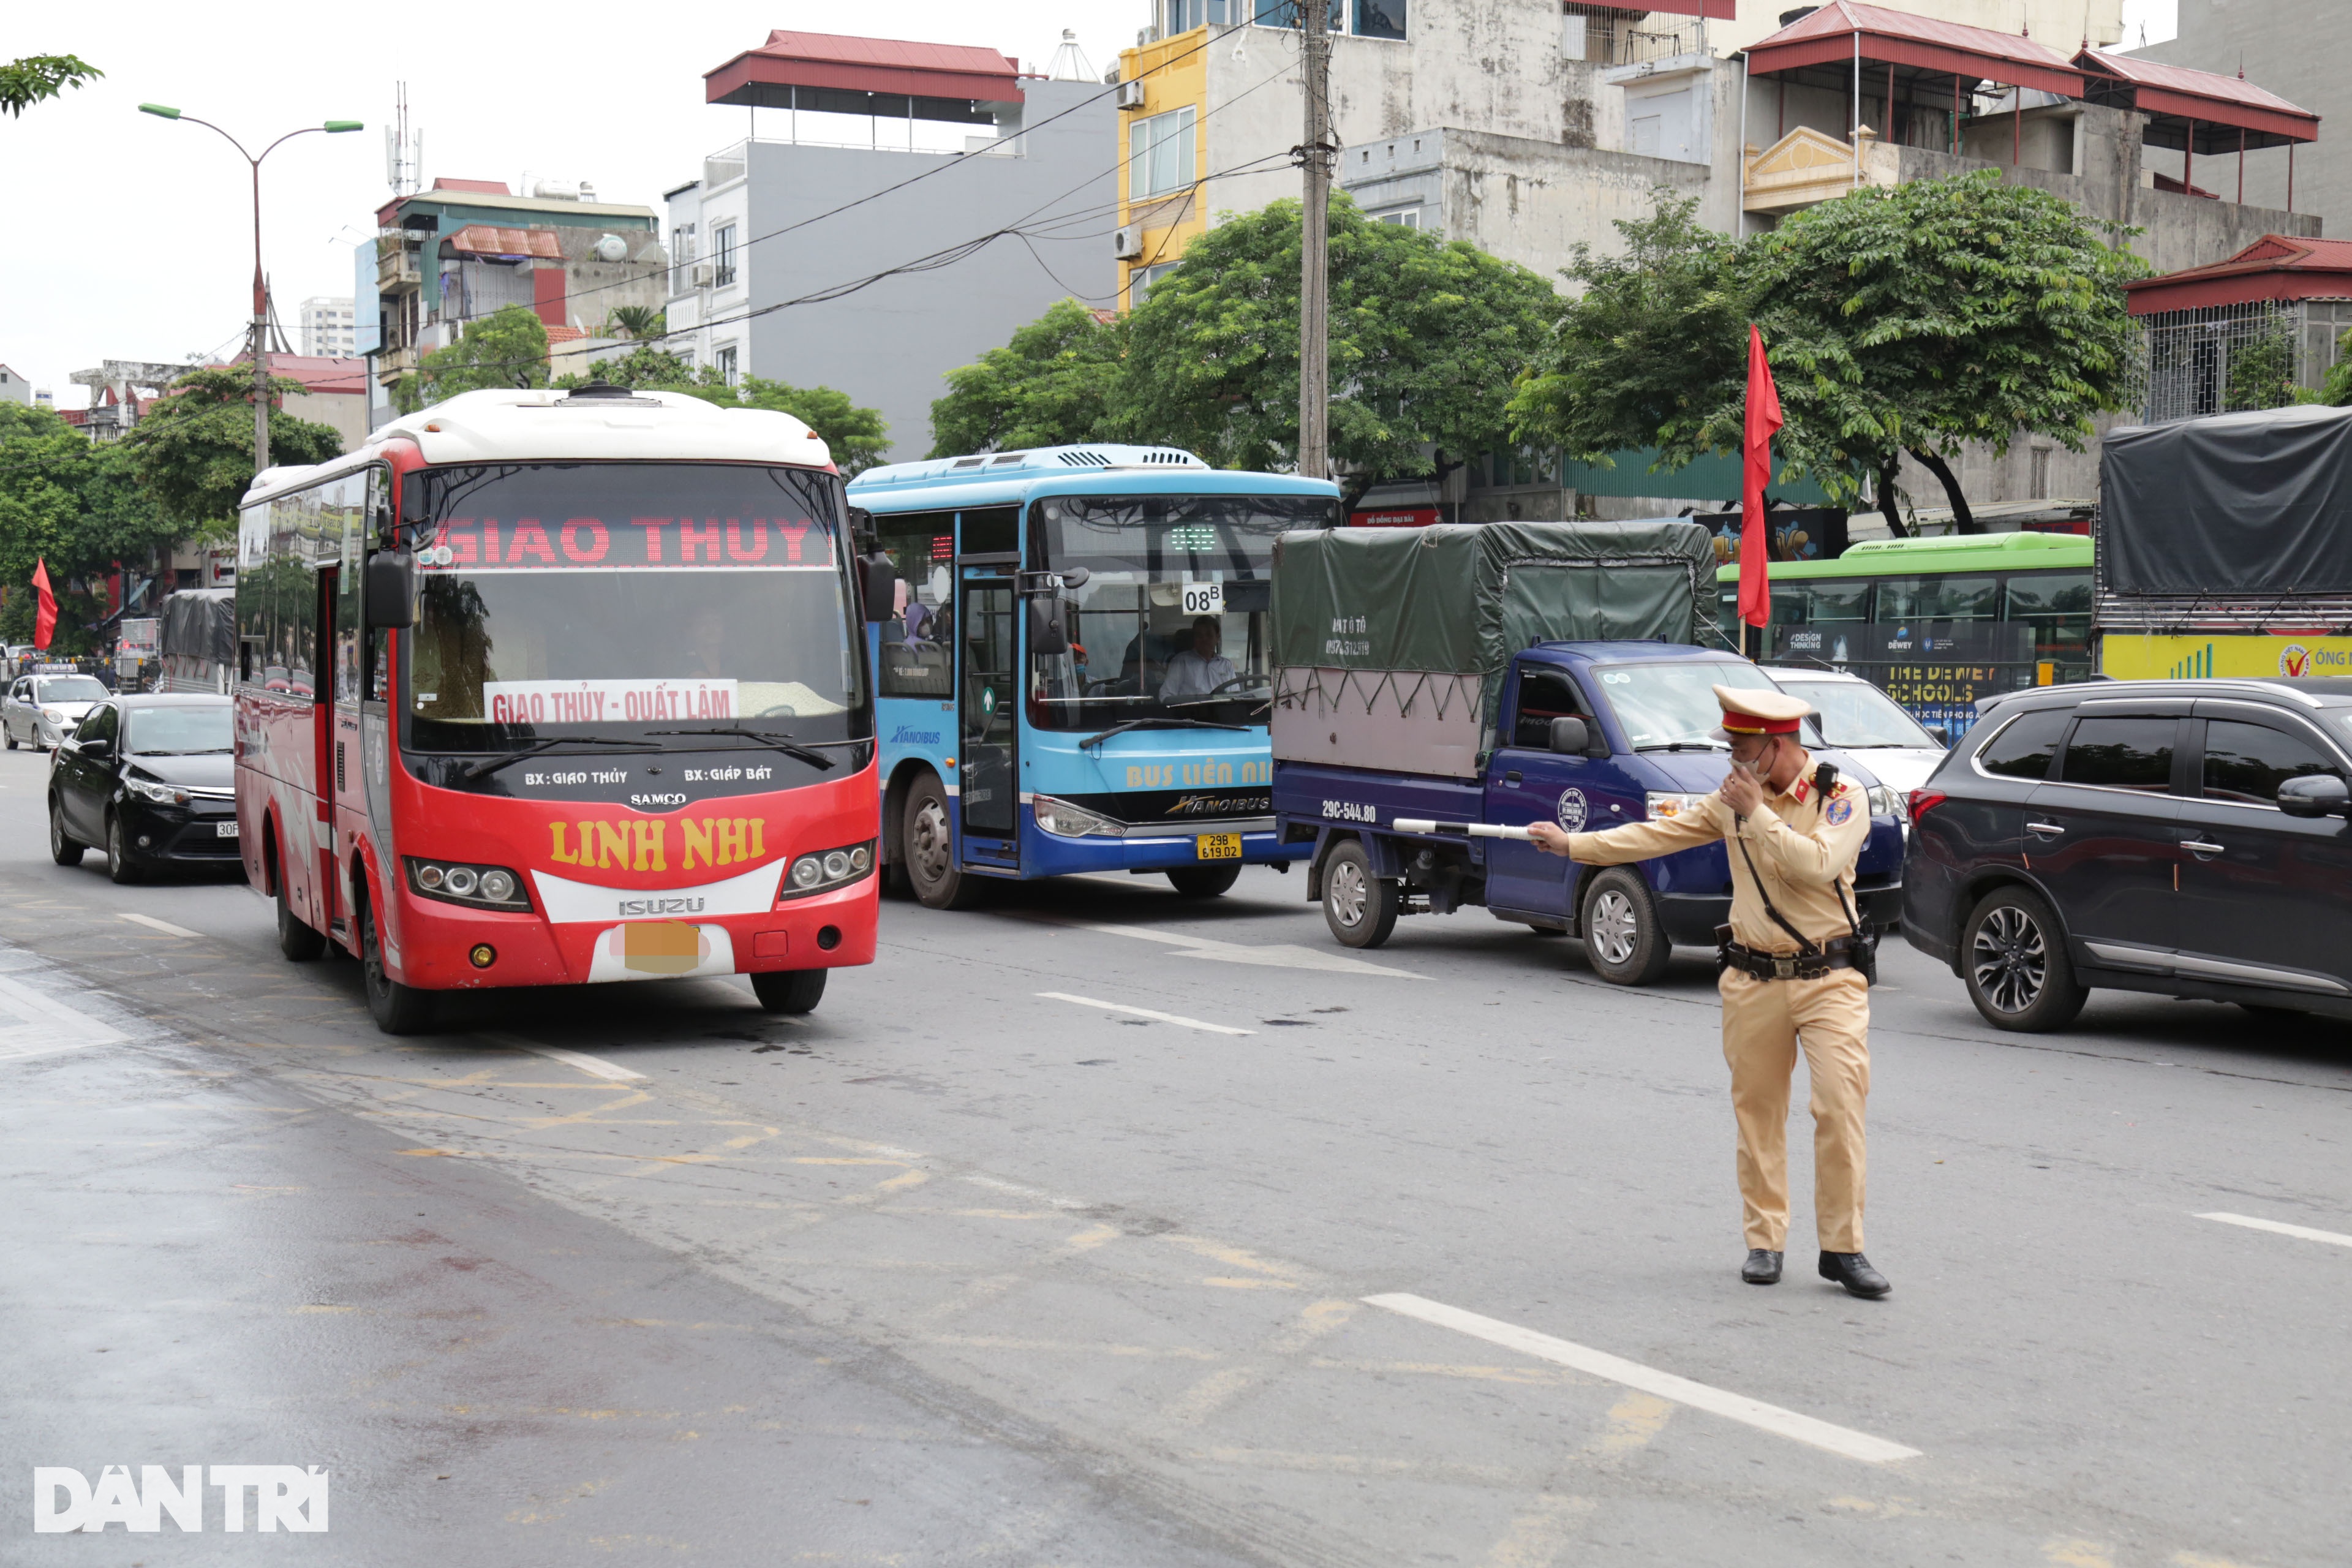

left=1129, top=107, right=1197, bottom=201
left=1253, top=0, right=1403, bottom=40
left=715, top=345, right=739, bottom=386
left=2029, top=445, right=2052, bottom=496
left=712, top=223, right=737, bottom=286
left=1164, top=0, right=1233, bottom=31
left=1130, top=260, right=1183, bottom=306
left=1370, top=206, right=1420, bottom=228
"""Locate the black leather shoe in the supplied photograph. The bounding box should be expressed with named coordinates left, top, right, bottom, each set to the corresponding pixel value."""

left=1819, top=1251, right=1891, bottom=1298
left=1741, top=1248, right=1783, bottom=1284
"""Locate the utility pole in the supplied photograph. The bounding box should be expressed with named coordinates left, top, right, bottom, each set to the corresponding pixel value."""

left=1297, top=0, right=1333, bottom=481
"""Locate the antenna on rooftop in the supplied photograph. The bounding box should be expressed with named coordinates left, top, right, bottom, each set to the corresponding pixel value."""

left=1047, top=29, right=1096, bottom=83
left=385, top=82, right=423, bottom=197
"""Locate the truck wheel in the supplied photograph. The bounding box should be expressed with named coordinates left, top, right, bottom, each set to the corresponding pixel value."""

left=1579, top=869, right=1671, bottom=986
left=1167, top=863, right=1241, bottom=899
left=1321, top=840, right=1398, bottom=949
left=903, top=774, right=986, bottom=911
left=752, top=968, right=826, bottom=1014
left=1961, top=886, right=2086, bottom=1033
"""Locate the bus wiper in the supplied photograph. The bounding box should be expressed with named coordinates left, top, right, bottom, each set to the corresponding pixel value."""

left=647, top=725, right=837, bottom=771
left=461, top=736, right=662, bottom=781
left=1633, top=741, right=1727, bottom=753
left=1077, top=717, right=1250, bottom=750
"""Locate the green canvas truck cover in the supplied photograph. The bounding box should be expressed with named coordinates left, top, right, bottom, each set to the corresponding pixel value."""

left=1270, top=520, right=1717, bottom=778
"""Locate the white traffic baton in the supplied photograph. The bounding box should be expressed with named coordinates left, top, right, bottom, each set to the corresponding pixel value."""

left=1389, top=819, right=1538, bottom=841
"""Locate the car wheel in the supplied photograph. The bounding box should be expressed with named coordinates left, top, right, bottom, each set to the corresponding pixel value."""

left=358, top=892, right=434, bottom=1035
left=1167, top=862, right=1242, bottom=899
left=275, top=844, right=327, bottom=962
left=902, top=775, right=984, bottom=911
left=751, top=968, right=826, bottom=1014
left=1962, top=886, right=2086, bottom=1033
left=48, top=796, right=85, bottom=866
left=1578, top=868, right=1672, bottom=986
left=105, top=813, right=143, bottom=885
left=1321, top=839, right=1398, bottom=949
left=5, top=726, right=16, bottom=750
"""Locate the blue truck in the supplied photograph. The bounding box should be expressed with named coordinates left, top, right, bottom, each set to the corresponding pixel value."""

left=1267, top=523, right=1904, bottom=983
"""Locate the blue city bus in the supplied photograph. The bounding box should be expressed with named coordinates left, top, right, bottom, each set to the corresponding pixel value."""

left=846, top=445, right=1341, bottom=908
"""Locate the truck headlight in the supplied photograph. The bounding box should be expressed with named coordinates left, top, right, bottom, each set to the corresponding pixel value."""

left=1644, top=791, right=1709, bottom=821
left=1033, top=795, right=1120, bottom=837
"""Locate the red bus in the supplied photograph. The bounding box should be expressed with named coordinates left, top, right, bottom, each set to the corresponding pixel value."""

left=235, top=385, right=881, bottom=1034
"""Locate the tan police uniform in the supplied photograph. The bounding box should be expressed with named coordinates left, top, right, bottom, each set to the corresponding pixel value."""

left=1556, top=688, right=1874, bottom=1257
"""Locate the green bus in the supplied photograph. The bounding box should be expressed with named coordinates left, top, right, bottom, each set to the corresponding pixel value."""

left=1715, top=532, right=2094, bottom=734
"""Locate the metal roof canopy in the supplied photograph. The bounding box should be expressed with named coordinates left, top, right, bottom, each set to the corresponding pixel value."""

left=2125, top=235, right=2352, bottom=314
left=1743, top=2, right=2083, bottom=100
left=2073, top=50, right=2317, bottom=153
left=705, top=30, right=1023, bottom=127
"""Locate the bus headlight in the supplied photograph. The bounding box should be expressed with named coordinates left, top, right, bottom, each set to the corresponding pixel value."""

left=1032, top=794, right=1120, bottom=837
left=1644, top=791, right=1709, bottom=821
left=406, top=856, right=532, bottom=911
left=778, top=840, right=875, bottom=901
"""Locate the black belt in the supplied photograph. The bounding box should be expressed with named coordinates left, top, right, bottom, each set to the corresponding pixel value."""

left=1715, top=925, right=1862, bottom=981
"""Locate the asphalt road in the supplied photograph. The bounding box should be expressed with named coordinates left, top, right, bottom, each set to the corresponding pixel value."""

left=4, top=740, right=2350, bottom=1566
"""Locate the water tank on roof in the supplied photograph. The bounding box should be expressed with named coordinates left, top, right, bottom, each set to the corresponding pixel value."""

left=533, top=179, right=581, bottom=200
left=594, top=234, right=627, bottom=263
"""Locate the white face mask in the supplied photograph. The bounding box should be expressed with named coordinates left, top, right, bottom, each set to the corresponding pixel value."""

left=1733, top=746, right=1772, bottom=779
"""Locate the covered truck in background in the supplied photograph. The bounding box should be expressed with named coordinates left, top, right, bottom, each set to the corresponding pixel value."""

left=156, top=589, right=235, bottom=695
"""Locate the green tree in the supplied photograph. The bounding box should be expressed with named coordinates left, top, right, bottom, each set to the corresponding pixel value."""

left=732, top=379, right=891, bottom=477
left=124, top=366, right=344, bottom=540
left=928, top=298, right=1126, bottom=456
left=1, top=54, right=100, bottom=117
left=1120, top=196, right=1561, bottom=500
left=0, top=403, right=189, bottom=651
left=564, top=342, right=703, bottom=390
left=603, top=305, right=666, bottom=340
left=2318, top=326, right=2352, bottom=407
left=395, top=304, right=549, bottom=412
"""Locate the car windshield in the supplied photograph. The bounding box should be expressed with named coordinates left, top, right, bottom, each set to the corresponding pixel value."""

left=36, top=677, right=107, bottom=703
left=126, top=705, right=232, bottom=754
left=1594, top=661, right=1779, bottom=749
left=1022, top=493, right=1339, bottom=731
left=405, top=462, right=865, bottom=752
left=1778, top=679, right=1940, bottom=748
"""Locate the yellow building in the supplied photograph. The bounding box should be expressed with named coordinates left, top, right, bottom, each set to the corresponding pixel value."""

left=1114, top=28, right=1214, bottom=311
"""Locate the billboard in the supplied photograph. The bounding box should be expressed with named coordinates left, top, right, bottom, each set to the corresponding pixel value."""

left=2101, top=634, right=2352, bottom=681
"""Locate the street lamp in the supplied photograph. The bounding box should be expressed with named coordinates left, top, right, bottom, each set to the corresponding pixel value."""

left=139, top=105, right=361, bottom=477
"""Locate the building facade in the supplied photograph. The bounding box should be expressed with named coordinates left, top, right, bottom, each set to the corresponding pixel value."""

left=298, top=296, right=356, bottom=359
left=0, top=364, right=29, bottom=406
left=665, top=31, right=1117, bottom=460
left=369, top=178, right=668, bottom=401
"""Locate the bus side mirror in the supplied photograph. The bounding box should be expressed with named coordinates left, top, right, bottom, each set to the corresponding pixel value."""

left=367, top=551, right=417, bottom=630
left=2278, top=774, right=2351, bottom=819
left=859, top=554, right=895, bottom=624
left=1547, top=716, right=1590, bottom=755
left=1028, top=598, right=1069, bottom=657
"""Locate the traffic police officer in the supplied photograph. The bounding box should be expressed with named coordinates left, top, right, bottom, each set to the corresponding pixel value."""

left=1527, top=685, right=1890, bottom=1298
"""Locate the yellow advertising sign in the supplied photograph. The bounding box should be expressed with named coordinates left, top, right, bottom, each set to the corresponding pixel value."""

left=2102, top=635, right=2352, bottom=682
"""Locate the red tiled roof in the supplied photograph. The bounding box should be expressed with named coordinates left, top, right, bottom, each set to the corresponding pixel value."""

left=2075, top=49, right=2318, bottom=145
left=2125, top=234, right=2352, bottom=313
left=432, top=178, right=513, bottom=195
left=544, top=326, right=587, bottom=344
left=1746, top=1, right=2082, bottom=97
left=447, top=224, right=563, bottom=260
left=706, top=29, right=1022, bottom=109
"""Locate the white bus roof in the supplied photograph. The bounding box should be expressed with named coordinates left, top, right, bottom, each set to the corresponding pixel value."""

left=242, top=387, right=832, bottom=507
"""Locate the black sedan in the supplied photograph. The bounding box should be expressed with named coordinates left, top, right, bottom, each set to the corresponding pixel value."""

left=48, top=695, right=238, bottom=883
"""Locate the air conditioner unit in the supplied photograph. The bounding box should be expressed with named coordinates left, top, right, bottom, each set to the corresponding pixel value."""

left=1112, top=226, right=1145, bottom=261
left=1116, top=80, right=1148, bottom=110
left=690, top=262, right=716, bottom=288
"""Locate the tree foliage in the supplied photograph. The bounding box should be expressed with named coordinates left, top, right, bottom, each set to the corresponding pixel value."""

left=394, top=304, right=549, bottom=411
left=560, top=350, right=894, bottom=477
left=928, top=198, right=1560, bottom=499
left=1, top=54, right=100, bottom=117
left=1510, top=171, right=2149, bottom=530
left=0, top=403, right=187, bottom=651
left=2320, top=327, right=2352, bottom=407
left=603, top=305, right=666, bottom=340
left=124, top=366, right=344, bottom=539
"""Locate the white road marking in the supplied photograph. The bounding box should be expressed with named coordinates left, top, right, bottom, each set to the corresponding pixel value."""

left=1071, top=921, right=1422, bottom=979
left=119, top=912, right=202, bottom=940
left=1038, top=992, right=1256, bottom=1036
left=1363, top=1292, right=1922, bottom=1466
left=2198, top=1212, right=2352, bottom=1250
left=479, top=1031, right=647, bottom=1082
left=0, top=971, right=130, bottom=1063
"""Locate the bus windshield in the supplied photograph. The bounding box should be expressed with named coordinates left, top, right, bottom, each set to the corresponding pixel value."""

left=404, top=462, right=864, bottom=752
left=1027, top=494, right=1338, bottom=731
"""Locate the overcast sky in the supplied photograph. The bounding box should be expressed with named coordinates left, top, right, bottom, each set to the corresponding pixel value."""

left=1, top=2, right=1142, bottom=407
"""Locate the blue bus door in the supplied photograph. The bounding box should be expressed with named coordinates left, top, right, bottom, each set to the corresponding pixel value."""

left=958, top=570, right=1018, bottom=869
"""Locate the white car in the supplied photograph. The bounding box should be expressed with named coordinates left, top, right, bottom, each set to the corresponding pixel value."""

left=3, top=672, right=110, bottom=752
left=1763, top=666, right=1950, bottom=824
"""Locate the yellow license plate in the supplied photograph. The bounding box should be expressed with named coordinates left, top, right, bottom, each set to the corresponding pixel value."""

left=1195, top=833, right=1242, bottom=861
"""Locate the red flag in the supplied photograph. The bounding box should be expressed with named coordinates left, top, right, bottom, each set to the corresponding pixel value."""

left=31, top=559, right=56, bottom=652
left=1739, top=323, right=1784, bottom=632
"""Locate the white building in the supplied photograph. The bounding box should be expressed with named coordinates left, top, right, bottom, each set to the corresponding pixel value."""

left=0, top=364, right=30, bottom=406
left=298, top=296, right=357, bottom=358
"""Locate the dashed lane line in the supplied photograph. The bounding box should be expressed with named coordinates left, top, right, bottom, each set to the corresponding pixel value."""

left=1037, top=991, right=1255, bottom=1036
left=477, top=1031, right=648, bottom=1082
left=1363, top=1292, right=1922, bottom=1466
left=119, top=912, right=203, bottom=939
left=2197, top=1211, right=2352, bottom=1250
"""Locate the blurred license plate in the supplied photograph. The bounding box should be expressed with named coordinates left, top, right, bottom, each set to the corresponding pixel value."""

left=1194, top=833, right=1242, bottom=861
left=215, top=821, right=239, bottom=838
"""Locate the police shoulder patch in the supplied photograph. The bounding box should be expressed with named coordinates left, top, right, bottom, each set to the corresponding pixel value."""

left=1826, top=796, right=1855, bottom=827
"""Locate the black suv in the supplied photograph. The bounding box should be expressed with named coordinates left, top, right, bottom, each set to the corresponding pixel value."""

left=1902, top=677, right=2352, bottom=1031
